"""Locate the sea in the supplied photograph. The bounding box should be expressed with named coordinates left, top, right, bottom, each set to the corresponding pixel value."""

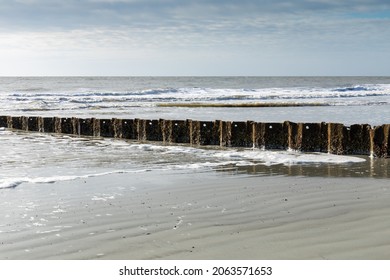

left=1, top=76, right=390, bottom=189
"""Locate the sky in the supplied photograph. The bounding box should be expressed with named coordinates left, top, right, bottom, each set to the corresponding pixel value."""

left=0, top=0, right=389, bottom=76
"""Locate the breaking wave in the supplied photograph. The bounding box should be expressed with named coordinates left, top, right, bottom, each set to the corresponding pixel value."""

left=3, top=84, right=390, bottom=113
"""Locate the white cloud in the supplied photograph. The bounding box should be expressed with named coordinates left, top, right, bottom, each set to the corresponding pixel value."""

left=0, top=0, right=389, bottom=75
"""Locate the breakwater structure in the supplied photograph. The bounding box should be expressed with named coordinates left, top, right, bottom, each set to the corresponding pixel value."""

left=0, top=115, right=389, bottom=158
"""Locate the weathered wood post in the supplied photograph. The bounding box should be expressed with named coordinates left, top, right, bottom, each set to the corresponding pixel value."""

left=286, top=121, right=302, bottom=150
left=169, top=120, right=191, bottom=144
left=112, top=118, right=123, bottom=138
left=264, top=122, right=288, bottom=150
left=198, top=120, right=221, bottom=146
left=0, top=116, right=8, bottom=128
left=42, top=117, right=55, bottom=133
left=100, top=119, right=115, bottom=138
left=11, top=116, right=23, bottom=130
left=26, top=116, right=39, bottom=131
left=36, top=117, right=44, bottom=132
left=121, top=119, right=136, bottom=139
left=230, top=121, right=253, bottom=147
left=371, top=124, right=390, bottom=158
left=145, top=119, right=162, bottom=141
left=346, top=124, right=371, bottom=155
left=301, top=123, right=324, bottom=152
left=189, top=120, right=200, bottom=145
left=135, top=119, right=146, bottom=141
left=327, top=123, right=347, bottom=155
left=253, top=122, right=265, bottom=148
left=59, top=117, right=73, bottom=134
left=78, top=118, right=93, bottom=136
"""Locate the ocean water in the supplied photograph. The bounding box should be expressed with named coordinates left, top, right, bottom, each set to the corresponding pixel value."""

left=1, top=76, right=390, bottom=189
left=1, top=76, right=390, bottom=124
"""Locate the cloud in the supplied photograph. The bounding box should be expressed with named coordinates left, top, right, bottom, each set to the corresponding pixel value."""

left=0, top=0, right=389, bottom=75
left=1, top=0, right=389, bottom=31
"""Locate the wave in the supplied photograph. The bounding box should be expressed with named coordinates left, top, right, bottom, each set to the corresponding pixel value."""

left=0, top=169, right=148, bottom=189
left=7, top=84, right=390, bottom=100
left=332, top=85, right=373, bottom=92
left=10, top=88, right=179, bottom=98
left=127, top=144, right=366, bottom=167
left=211, top=149, right=366, bottom=166
left=2, top=84, right=390, bottom=117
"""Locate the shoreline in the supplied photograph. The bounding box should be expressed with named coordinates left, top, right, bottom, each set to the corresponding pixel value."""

left=1, top=170, right=390, bottom=260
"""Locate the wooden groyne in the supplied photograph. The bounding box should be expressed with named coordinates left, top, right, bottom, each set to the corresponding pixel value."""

left=1, top=116, right=389, bottom=158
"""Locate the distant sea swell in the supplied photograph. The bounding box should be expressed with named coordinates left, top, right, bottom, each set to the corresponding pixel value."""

left=1, top=77, right=390, bottom=112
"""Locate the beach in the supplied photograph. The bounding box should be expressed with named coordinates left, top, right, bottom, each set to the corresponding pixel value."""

left=1, top=76, right=389, bottom=260
left=1, top=0, right=390, bottom=273
left=1, top=168, right=390, bottom=260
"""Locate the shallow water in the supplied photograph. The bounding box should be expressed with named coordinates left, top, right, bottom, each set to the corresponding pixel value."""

left=0, top=129, right=388, bottom=191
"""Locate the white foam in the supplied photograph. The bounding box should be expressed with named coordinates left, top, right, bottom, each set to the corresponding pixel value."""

left=0, top=169, right=147, bottom=189
left=212, top=148, right=366, bottom=166
left=127, top=144, right=366, bottom=168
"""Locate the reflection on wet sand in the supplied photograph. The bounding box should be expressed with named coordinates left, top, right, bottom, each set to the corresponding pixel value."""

left=218, top=156, right=389, bottom=179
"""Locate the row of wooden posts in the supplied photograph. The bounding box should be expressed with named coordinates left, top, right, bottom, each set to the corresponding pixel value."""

left=1, top=115, right=389, bottom=157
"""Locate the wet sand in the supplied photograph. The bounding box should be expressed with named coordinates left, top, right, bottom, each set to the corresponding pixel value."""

left=1, top=170, right=390, bottom=260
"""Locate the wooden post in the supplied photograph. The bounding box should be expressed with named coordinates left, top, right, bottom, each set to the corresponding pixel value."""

left=0, top=116, right=7, bottom=128
left=345, top=124, right=371, bottom=155
left=170, top=120, right=191, bottom=144
left=121, top=119, right=136, bottom=139
left=253, top=122, right=265, bottom=149
left=328, top=123, right=347, bottom=155
left=198, top=120, right=221, bottom=146
left=112, top=118, right=123, bottom=138
left=264, top=122, right=288, bottom=150
left=100, top=119, right=114, bottom=138
left=43, top=117, right=55, bottom=133
left=371, top=124, right=390, bottom=158
left=230, top=121, right=253, bottom=147
left=301, top=123, right=323, bottom=152
left=286, top=121, right=302, bottom=150
left=27, top=116, right=39, bottom=131
left=79, top=118, right=93, bottom=136
left=145, top=119, right=162, bottom=141
left=12, top=116, right=23, bottom=130
left=189, top=120, right=200, bottom=145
